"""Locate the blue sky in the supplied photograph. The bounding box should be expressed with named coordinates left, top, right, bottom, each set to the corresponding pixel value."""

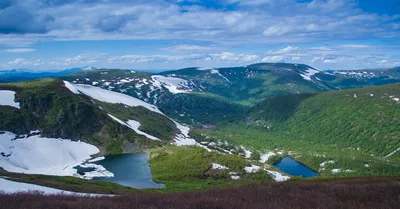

left=0, top=0, right=399, bottom=71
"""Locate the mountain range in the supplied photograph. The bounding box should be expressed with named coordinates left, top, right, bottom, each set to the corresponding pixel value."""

left=0, top=62, right=399, bottom=194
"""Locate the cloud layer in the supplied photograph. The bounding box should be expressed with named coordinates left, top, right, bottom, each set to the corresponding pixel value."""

left=0, top=0, right=399, bottom=70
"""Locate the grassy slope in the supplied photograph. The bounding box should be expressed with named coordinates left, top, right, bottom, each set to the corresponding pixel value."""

left=191, top=83, right=400, bottom=177
left=148, top=146, right=273, bottom=192
left=1, top=177, right=399, bottom=209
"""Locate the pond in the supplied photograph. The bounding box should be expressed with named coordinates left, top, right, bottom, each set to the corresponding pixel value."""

left=77, top=153, right=164, bottom=189
left=274, top=157, right=319, bottom=178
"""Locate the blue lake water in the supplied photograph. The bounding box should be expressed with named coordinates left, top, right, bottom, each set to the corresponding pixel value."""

left=85, top=153, right=164, bottom=189
left=274, top=157, right=319, bottom=178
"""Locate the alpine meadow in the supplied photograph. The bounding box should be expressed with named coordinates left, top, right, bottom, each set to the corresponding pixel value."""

left=0, top=0, right=399, bottom=208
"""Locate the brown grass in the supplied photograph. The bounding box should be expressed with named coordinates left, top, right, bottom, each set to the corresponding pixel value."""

left=1, top=177, right=399, bottom=209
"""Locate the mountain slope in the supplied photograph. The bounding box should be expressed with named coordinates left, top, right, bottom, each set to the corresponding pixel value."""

left=0, top=79, right=190, bottom=153
left=60, top=63, right=400, bottom=125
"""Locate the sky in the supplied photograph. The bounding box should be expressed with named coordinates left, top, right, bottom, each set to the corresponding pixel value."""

left=0, top=0, right=399, bottom=71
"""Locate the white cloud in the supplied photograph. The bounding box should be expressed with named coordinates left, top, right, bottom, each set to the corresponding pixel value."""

left=8, top=58, right=44, bottom=66
left=2, top=48, right=36, bottom=53
left=261, top=56, right=284, bottom=62
left=270, top=46, right=298, bottom=54
left=162, top=44, right=219, bottom=52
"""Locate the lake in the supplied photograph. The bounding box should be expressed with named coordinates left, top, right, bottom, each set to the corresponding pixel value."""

left=274, top=157, right=319, bottom=178
left=78, top=153, right=164, bottom=189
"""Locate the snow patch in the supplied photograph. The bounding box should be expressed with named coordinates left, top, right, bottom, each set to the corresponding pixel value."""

left=244, top=165, right=260, bottom=173
left=0, top=131, right=110, bottom=178
left=320, top=160, right=335, bottom=167
left=300, top=68, right=320, bottom=81
left=0, top=178, right=109, bottom=196
left=87, top=157, right=105, bottom=163
left=63, top=81, right=81, bottom=94
left=231, top=175, right=240, bottom=180
left=259, top=152, right=276, bottom=163
left=126, top=120, right=159, bottom=140
left=210, top=69, right=230, bottom=82
left=64, top=81, right=162, bottom=114
left=151, top=75, right=192, bottom=94
left=265, top=169, right=290, bottom=182
left=211, top=163, right=228, bottom=170
left=78, top=163, right=114, bottom=179
left=331, top=169, right=354, bottom=174
left=0, top=90, right=20, bottom=109
left=241, top=146, right=252, bottom=159
left=107, top=114, right=160, bottom=141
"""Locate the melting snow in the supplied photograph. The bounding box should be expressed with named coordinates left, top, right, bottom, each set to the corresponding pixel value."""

left=231, top=175, right=240, bottom=180
left=331, top=169, right=354, bottom=174
left=211, top=163, right=228, bottom=170
left=210, top=69, right=230, bottom=82
left=151, top=75, right=192, bottom=94
left=63, top=81, right=163, bottom=114
left=78, top=163, right=114, bottom=179
left=265, top=170, right=290, bottom=182
left=244, top=165, right=260, bottom=173
left=241, top=146, right=252, bottom=159
left=320, top=160, right=335, bottom=167
left=126, top=120, right=159, bottom=140
left=259, top=152, right=276, bottom=163
left=87, top=157, right=105, bottom=163
left=300, top=68, right=320, bottom=81
left=107, top=114, right=160, bottom=141
left=0, top=131, right=110, bottom=178
left=63, top=81, right=81, bottom=94
left=0, top=178, right=109, bottom=196
left=0, top=90, right=20, bottom=109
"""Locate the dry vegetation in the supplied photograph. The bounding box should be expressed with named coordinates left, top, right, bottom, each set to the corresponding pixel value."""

left=1, top=177, right=399, bottom=209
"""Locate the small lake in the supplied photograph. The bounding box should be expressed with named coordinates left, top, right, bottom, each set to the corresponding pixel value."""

left=274, top=157, right=319, bottom=178
left=78, top=153, right=164, bottom=189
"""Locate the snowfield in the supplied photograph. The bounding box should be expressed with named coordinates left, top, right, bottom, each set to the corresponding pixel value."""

left=0, top=178, right=109, bottom=196
left=63, top=81, right=163, bottom=114
left=0, top=90, right=20, bottom=109
left=151, top=75, right=193, bottom=94
left=0, top=131, right=112, bottom=179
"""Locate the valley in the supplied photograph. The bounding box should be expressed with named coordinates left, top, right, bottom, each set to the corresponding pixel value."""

left=0, top=63, right=399, bottom=195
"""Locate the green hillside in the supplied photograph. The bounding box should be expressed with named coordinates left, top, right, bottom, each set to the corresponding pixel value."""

left=191, top=83, right=400, bottom=176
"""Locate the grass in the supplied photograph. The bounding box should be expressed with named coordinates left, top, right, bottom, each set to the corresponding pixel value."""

left=1, top=177, right=399, bottom=209
left=0, top=171, right=137, bottom=195
left=148, top=145, right=273, bottom=192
